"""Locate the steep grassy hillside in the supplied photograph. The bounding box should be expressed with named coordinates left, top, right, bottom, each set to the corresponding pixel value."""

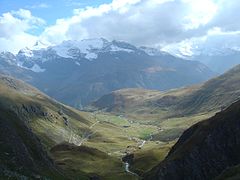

left=144, top=99, right=240, bottom=180
left=0, top=75, right=92, bottom=148
left=0, top=74, right=173, bottom=179
left=0, top=108, right=64, bottom=179
left=0, top=74, right=93, bottom=179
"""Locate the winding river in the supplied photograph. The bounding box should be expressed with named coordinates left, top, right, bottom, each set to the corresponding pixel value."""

left=124, top=162, right=139, bottom=177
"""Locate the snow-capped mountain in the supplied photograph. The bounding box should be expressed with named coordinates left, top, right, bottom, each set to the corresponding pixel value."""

left=163, top=35, right=240, bottom=74
left=15, top=38, right=140, bottom=72
left=0, top=38, right=215, bottom=107
left=140, top=46, right=168, bottom=57
left=18, top=39, right=136, bottom=61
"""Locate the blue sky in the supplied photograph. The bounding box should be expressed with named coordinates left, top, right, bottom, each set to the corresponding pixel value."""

left=0, top=0, right=112, bottom=26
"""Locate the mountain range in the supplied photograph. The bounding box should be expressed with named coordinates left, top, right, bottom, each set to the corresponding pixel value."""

left=167, top=40, right=240, bottom=74
left=1, top=38, right=240, bottom=180
left=0, top=38, right=214, bottom=108
left=191, top=51, right=240, bottom=74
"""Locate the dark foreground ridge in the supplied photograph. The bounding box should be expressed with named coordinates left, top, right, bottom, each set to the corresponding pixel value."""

left=144, top=99, right=240, bottom=180
left=0, top=109, right=63, bottom=179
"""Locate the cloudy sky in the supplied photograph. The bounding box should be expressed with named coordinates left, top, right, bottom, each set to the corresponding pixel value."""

left=0, top=0, right=239, bottom=55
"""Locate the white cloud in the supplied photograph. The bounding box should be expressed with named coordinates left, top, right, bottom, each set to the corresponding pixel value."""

left=163, top=0, right=240, bottom=56
left=162, top=28, right=240, bottom=57
left=0, top=9, right=45, bottom=53
left=1, top=0, right=240, bottom=56
left=39, top=0, right=221, bottom=46
left=182, top=0, right=218, bottom=30
left=27, top=3, right=50, bottom=9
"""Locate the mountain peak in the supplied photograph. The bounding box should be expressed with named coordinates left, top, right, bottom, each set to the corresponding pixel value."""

left=50, top=38, right=109, bottom=59
left=140, top=46, right=168, bottom=56
left=32, top=40, right=50, bottom=50
left=18, top=47, right=34, bottom=58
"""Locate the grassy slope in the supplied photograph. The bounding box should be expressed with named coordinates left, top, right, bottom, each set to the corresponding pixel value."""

left=83, top=64, right=240, bottom=178
left=90, top=64, right=240, bottom=141
left=93, top=64, right=240, bottom=115
left=131, top=141, right=175, bottom=176
left=7, top=63, right=239, bottom=179
left=50, top=143, right=137, bottom=180
left=0, top=75, right=94, bottom=179
left=0, top=75, right=162, bottom=179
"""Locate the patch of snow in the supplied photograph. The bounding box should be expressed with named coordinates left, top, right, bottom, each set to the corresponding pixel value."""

left=196, top=64, right=207, bottom=73
left=19, top=48, right=34, bottom=57
left=17, top=62, right=45, bottom=73
left=30, top=64, right=45, bottom=72
left=110, top=45, right=134, bottom=53
left=0, top=52, right=17, bottom=65
left=31, top=41, right=50, bottom=50
left=52, top=38, right=106, bottom=59
left=17, top=61, right=24, bottom=67
left=75, top=61, right=81, bottom=66
left=140, top=47, right=165, bottom=56
left=85, top=52, right=98, bottom=60
left=142, top=48, right=156, bottom=56
left=52, top=44, right=71, bottom=58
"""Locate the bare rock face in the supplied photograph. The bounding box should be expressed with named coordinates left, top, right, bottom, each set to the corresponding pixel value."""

left=145, top=100, right=240, bottom=180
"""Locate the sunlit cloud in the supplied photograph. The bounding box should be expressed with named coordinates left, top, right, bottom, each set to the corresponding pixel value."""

left=0, top=0, right=240, bottom=56
left=0, top=9, right=45, bottom=53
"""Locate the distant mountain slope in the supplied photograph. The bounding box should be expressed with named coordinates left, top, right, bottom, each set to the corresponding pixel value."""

left=175, top=64, right=240, bottom=115
left=92, top=64, right=240, bottom=118
left=0, top=39, right=214, bottom=107
left=144, top=99, right=240, bottom=180
left=166, top=39, right=240, bottom=74
left=193, top=51, right=240, bottom=74
left=91, top=88, right=162, bottom=112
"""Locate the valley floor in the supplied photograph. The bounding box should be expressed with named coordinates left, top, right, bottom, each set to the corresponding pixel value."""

left=48, top=110, right=215, bottom=179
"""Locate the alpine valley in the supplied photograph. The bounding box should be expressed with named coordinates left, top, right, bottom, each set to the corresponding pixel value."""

left=1, top=37, right=240, bottom=180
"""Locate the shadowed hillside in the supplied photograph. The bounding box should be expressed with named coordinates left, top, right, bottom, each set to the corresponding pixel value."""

left=144, top=99, right=240, bottom=180
left=0, top=108, right=64, bottom=179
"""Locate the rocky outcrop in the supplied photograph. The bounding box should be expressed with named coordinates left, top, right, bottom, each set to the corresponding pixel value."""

left=145, top=100, right=240, bottom=180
